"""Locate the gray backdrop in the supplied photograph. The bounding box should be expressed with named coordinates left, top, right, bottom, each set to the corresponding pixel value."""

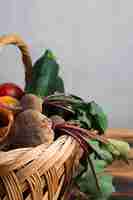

left=0, top=1, right=133, bottom=128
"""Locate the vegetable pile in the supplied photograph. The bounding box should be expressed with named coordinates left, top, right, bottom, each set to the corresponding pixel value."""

left=0, top=49, right=130, bottom=200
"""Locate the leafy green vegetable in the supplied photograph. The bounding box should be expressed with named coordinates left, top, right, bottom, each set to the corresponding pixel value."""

left=87, top=140, right=113, bottom=164
left=87, top=101, right=108, bottom=133
left=44, top=94, right=131, bottom=200
left=25, top=49, right=65, bottom=97
left=73, top=104, right=92, bottom=129
left=45, top=94, right=108, bottom=133
left=73, top=138, right=130, bottom=200
left=103, top=139, right=130, bottom=160
left=87, top=138, right=130, bottom=165
left=72, top=99, right=108, bottom=133
left=55, top=76, right=65, bottom=93
left=75, top=154, right=115, bottom=200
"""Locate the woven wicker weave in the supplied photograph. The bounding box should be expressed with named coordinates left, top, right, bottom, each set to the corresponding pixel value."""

left=0, top=34, right=82, bottom=200
left=0, top=135, right=81, bottom=200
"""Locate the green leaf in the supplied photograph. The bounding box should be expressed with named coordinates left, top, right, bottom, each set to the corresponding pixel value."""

left=46, top=49, right=56, bottom=60
left=75, top=155, right=114, bottom=200
left=45, top=94, right=108, bottom=133
left=55, top=76, right=65, bottom=93
left=103, top=139, right=130, bottom=160
left=88, top=101, right=108, bottom=133
left=68, top=97, right=108, bottom=132
left=25, top=49, right=64, bottom=97
left=87, top=140, right=113, bottom=164
left=76, top=109, right=92, bottom=129
left=47, top=94, right=82, bottom=104
left=69, top=94, right=84, bottom=101
left=71, top=102, right=92, bottom=129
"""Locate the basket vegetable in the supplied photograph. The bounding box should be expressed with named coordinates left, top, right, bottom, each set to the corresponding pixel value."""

left=0, top=34, right=132, bottom=200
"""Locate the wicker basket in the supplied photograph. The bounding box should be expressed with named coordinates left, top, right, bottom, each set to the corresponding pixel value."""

left=0, top=34, right=133, bottom=200
left=0, top=34, right=82, bottom=200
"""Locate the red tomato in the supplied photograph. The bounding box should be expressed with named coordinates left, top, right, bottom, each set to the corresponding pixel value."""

left=0, top=83, right=24, bottom=99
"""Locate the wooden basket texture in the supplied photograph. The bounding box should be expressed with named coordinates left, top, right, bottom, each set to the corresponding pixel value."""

left=0, top=34, right=82, bottom=200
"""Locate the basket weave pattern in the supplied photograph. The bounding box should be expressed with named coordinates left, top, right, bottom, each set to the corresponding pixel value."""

left=0, top=136, right=80, bottom=200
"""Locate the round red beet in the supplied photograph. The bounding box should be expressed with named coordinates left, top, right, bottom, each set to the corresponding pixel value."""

left=0, top=83, right=24, bottom=100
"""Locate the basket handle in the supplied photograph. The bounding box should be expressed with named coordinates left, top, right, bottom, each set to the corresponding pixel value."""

left=0, top=34, right=32, bottom=88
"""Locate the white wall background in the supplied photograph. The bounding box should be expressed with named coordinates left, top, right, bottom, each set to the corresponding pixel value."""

left=0, top=0, right=133, bottom=128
